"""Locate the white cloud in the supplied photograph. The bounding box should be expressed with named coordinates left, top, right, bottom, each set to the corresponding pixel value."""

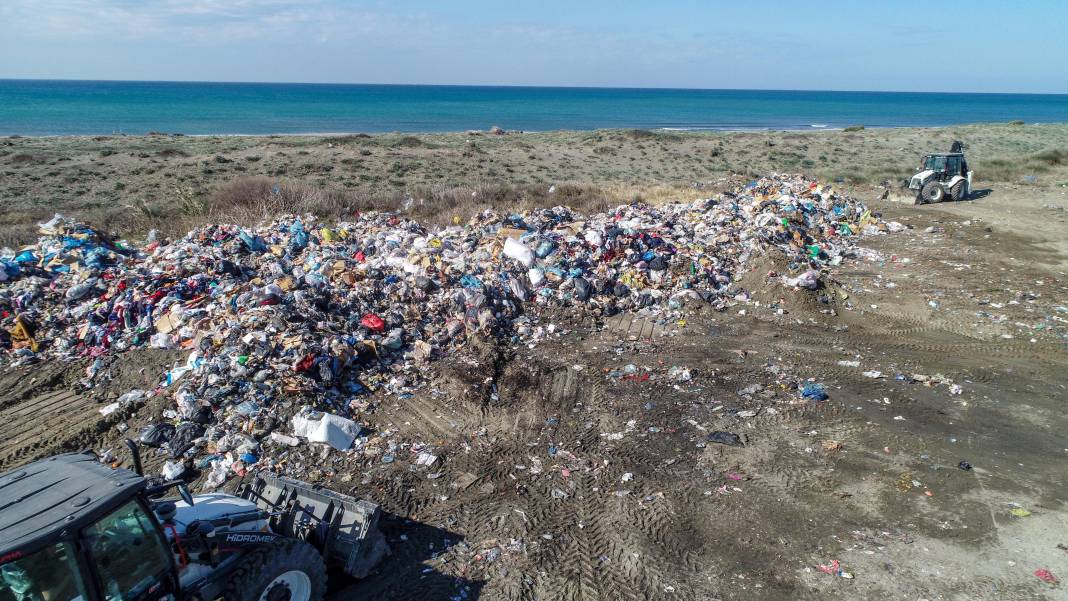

left=0, top=0, right=434, bottom=43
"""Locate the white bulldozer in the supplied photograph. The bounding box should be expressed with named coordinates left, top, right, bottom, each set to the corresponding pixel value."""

left=909, top=141, right=973, bottom=203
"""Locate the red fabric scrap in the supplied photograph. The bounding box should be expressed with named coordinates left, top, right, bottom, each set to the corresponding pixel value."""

left=361, top=314, right=385, bottom=333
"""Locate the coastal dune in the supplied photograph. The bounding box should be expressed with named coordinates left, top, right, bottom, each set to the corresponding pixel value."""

left=1, top=122, right=1066, bottom=245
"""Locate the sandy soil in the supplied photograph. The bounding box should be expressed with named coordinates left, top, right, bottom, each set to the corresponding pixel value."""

left=2, top=123, right=1066, bottom=245
left=1, top=127, right=1067, bottom=600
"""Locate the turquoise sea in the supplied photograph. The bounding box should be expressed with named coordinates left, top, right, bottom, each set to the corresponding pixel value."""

left=1, top=79, right=1066, bottom=136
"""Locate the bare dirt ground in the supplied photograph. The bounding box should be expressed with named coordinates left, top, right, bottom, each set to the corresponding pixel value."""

left=1, top=128, right=1067, bottom=600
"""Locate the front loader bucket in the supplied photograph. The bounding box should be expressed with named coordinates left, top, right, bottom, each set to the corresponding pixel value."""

left=239, top=472, right=389, bottom=578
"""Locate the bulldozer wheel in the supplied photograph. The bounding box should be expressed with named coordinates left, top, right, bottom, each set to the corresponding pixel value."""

left=921, top=180, right=944, bottom=203
left=950, top=180, right=965, bottom=201
left=223, top=540, right=327, bottom=601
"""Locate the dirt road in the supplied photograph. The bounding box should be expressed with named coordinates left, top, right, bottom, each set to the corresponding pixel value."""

left=2, top=183, right=1066, bottom=600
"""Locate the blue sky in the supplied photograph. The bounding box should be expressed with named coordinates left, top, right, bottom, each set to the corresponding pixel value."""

left=1, top=0, right=1065, bottom=93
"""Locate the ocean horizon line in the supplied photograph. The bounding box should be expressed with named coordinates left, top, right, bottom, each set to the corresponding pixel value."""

left=3, top=78, right=1067, bottom=97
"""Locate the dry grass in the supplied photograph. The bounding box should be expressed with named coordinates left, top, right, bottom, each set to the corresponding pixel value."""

left=201, top=178, right=643, bottom=230
left=974, top=148, right=1068, bottom=183
left=2, top=124, right=1066, bottom=244
left=208, top=178, right=360, bottom=224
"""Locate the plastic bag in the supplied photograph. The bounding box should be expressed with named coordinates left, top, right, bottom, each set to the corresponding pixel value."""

left=139, top=423, right=176, bottom=447
left=291, top=408, right=360, bottom=451
left=168, top=422, right=205, bottom=457
left=503, top=237, right=534, bottom=268
left=161, top=460, right=186, bottom=481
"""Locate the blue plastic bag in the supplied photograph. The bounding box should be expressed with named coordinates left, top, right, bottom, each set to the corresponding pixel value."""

left=459, top=274, right=483, bottom=289
left=288, top=219, right=308, bottom=250
left=535, top=240, right=556, bottom=258
left=801, top=383, right=828, bottom=401
left=239, top=231, right=266, bottom=252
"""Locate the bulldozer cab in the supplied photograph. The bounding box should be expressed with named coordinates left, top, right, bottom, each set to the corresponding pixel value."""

left=0, top=455, right=178, bottom=601
left=921, top=153, right=965, bottom=178
left=0, top=502, right=175, bottom=601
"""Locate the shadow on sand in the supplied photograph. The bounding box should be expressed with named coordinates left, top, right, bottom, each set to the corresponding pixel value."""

left=329, top=511, right=484, bottom=601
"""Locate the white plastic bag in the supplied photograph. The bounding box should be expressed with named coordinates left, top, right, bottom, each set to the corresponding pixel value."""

left=161, top=460, right=185, bottom=481
left=269, top=432, right=301, bottom=447
left=503, top=237, right=534, bottom=268
left=291, top=409, right=360, bottom=451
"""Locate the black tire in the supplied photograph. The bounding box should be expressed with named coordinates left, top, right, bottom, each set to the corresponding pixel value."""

left=223, top=540, right=327, bottom=601
left=921, top=180, right=944, bottom=203
left=950, top=180, right=965, bottom=201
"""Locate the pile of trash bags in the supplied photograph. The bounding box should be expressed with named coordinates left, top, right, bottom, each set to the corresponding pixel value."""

left=0, top=174, right=891, bottom=485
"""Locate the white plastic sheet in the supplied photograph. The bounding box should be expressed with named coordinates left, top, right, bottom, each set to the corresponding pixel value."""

left=291, top=409, right=361, bottom=451
left=503, top=237, right=534, bottom=267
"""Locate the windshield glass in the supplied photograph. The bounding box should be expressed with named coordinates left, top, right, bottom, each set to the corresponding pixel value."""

left=923, top=155, right=947, bottom=171
left=83, top=501, right=171, bottom=601
left=0, top=543, right=88, bottom=601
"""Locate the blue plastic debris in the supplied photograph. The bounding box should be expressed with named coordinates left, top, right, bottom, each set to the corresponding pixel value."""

left=459, top=274, right=483, bottom=289
left=801, top=383, right=829, bottom=401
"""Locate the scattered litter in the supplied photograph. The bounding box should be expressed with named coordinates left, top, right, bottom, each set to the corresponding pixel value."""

left=1035, top=569, right=1057, bottom=584
left=99, top=402, right=121, bottom=416
left=707, top=431, right=744, bottom=447
left=818, top=559, right=853, bottom=579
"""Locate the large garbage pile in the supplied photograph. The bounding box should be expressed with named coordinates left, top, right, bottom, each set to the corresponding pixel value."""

left=0, top=175, right=890, bottom=486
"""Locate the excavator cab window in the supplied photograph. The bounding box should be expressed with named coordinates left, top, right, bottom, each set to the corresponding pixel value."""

left=945, top=155, right=962, bottom=176
left=82, top=501, right=173, bottom=601
left=0, top=543, right=88, bottom=601
left=923, top=155, right=947, bottom=171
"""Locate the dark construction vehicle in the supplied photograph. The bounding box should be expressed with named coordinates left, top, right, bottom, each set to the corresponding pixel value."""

left=908, top=140, right=973, bottom=204
left=0, top=448, right=387, bottom=601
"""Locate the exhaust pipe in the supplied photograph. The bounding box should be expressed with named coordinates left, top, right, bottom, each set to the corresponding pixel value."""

left=125, top=439, right=143, bottom=476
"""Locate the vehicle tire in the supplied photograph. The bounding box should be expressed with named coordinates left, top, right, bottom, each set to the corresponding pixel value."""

left=223, top=540, right=327, bottom=601
left=950, top=180, right=965, bottom=201
left=921, top=180, right=944, bottom=203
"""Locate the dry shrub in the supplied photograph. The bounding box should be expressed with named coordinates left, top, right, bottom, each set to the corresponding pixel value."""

left=157, top=148, right=188, bottom=158
left=621, top=129, right=681, bottom=142
left=399, top=182, right=618, bottom=224
left=0, top=220, right=43, bottom=247
left=85, top=176, right=701, bottom=244
left=209, top=181, right=612, bottom=227
left=1033, top=149, right=1066, bottom=166
left=322, top=134, right=372, bottom=146
left=976, top=149, right=1068, bottom=182
left=9, top=153, right=45, bottom=165
left=393, top=136, right=424, bottom=148
left=208, top=177, right=368, bottom=224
